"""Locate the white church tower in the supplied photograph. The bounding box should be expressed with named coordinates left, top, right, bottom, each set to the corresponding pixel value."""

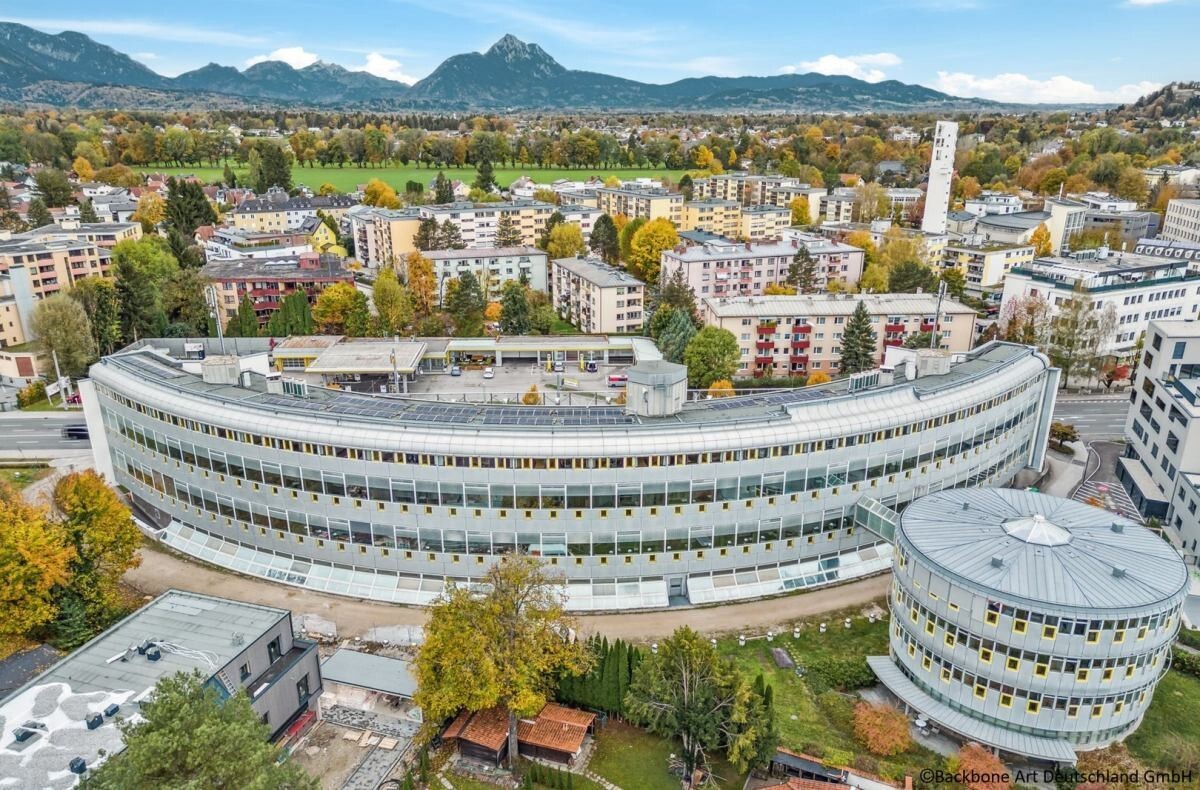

left=921, top=120, right=958, bottom=235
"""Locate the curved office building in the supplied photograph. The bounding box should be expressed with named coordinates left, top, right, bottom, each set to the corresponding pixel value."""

left=870, top=488, right=1188, bottom=763
left=81, top=339, right=1058, bottom=611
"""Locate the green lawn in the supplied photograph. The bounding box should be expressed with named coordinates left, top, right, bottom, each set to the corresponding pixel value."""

left=589, top=721, right=744, bottom=790
left=19, top=397, right=80, bottom=412
left=137, top=164, right=681, bottom=193
left=0, top=465, right=52, bottom=490
left=715, top=612, right=939, bottom=783
left=1126, top=670, right=1200, bottom=772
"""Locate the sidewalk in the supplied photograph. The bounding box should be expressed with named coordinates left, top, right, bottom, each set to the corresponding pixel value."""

left=1039, top=441, right=1089, bottom=498
left=0, top=409, right=82, bottom=420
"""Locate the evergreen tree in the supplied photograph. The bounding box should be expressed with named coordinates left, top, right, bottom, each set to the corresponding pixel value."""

left=414, top=217, right=439, bottom=251
left=48, top=591, right=93, bottom=650
left=657, top=269, right=701, bottom=327
left=499, top=280, right=531, bottom=335
left=165, top=177, right=216, bottom=236
left=433, top=170, right=454, bottom=204
left=447, top=271, right=486, bottom=337
left=588, top=214, right=620, bottom=264
left=495, top=212, right=523, bottom=248
left=225, top=296, right=260, bottom=338
left=70, top=277, right=123, bottom=355
left=166, top=228, right=205, bottom=269
left=658, top=309, right=697, bottom=363
left=27, top=197, right=52, bottom=228
left=114, top=254, right=161, bottom=343
left=887, top=260, right=938, bottom=294
left=839, top=301, right=877, bottom=374
left=537, top=211, right=565, bottom=251
left=223, top=164, right=237, bottom=188
left=255, top=143, right=292, bottom=193
left=439, top=219, right=466, bottom=250
left=678, top=173, right=694, bottom=201
left=78, top=198, right=99, bottom=223
left=787, top=248, right=819, bottom=294
left=474, top=160, right=497, bottom=192
left=265, top=291, right=314, bottom=337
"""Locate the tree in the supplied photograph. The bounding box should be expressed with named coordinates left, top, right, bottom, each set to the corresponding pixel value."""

left=34, top=168, right=73, bottom=207
left=545, top=223, right=587, bottom=260
left=265, top=291, right=314, bottom=337
left=253, top=143, right=293, bottom=193
left=787, top=247, right=819, bottom=294
left=27, top=197, right=52, bottom=228
left=839, top=301, right=877, bottom=374
left=845, top=230, right=877, bottom=268
left=947, top=743, right=1011, bottom=790
left=439, top=219, right=466, bottom=250
left=70, top=277, right=123, bottom=355
left=166, top=228, right=205, bottom=269
left=625, top=627, right=776, bottom=778
left=853, top=702, right=911, bottom=756
left=522, top=385, right=541, bottom=405
left=707, top=379, right=735, bottom=398
left=224, top=296, right=260, bottom=338
left=31, top=294, right=97, bottom=378
left=683, top=327, right=739, bottom=388
left=406, top=252, right=438, bottom=318
left=373, top=268, right=413, bottom=335
left=78, top=198, right=99, bottom=223
left=87, top=671, right=315, bottom=789
left=414, top=557, right=591, bottom=765
left=657, top=269, right=701, bottom=327
left=53, top=471, right=141, bottom=624
left=72, top=156, right=96, bottom=182
left=162, top=268, right=211, bottom=335
left=433, top=170, right=454, bottom=204
left=1030, top=222, right=1052, bottom=256
left=877, top=230, right=924, bottom=271
left=113, top=237, right=179, bottom=342
left=414, top=217, right=440, bottom=251
left=1000, top=294, right=1051, bottom=348
left=788, top=196, right=811, bottom=226
left=313, top=282, right=369, bottom=337
left=447, top=271, right=486, bottom=336
left=940, top=267, right=967, bottom=299
left=1049, top=421, right=1079, bottom=450
left=165, top=178, right=216, bottom=236
left=499, top=280, right=531, bottom=335
left=474, top=160, right=497, bottom=192
left=0, top=492, right=74, bottom=642
left=131, top=191, right=166, bottom=233
left=363, top=178, right=401, bottom=209
left=627, top=219, right=679, bottom=283
left=537, top=211, right=565, bottom=251
left=589, top=214, right=620, bottom=264
left=658, top=309, right=697, bottom=364
left=1048, top=282, right=1118, bottom=388
left=495, top=212, right=523, bottom=248
left=807, top=371, right=831, bottom=385
left=618, top=217, right=646, bottom=263
left=888, top=260, right=938, bottom=293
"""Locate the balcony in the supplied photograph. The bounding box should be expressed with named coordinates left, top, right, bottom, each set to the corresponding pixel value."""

left=755, top=354, right=775, bottom=364
left=757, top=323, right=777, bottom=335
left=791, top=338, right=811, bottom=350
left=884, top=338, right=903, bottom=348
left=790, top=353, right=809, bottom=364
left=794, top=325, right=812, bottom=335
left=920, top=322, right=936, bottom=332
left=884, top=323, right=905, bottom=333
left=756, top=339, right=775, bottom=351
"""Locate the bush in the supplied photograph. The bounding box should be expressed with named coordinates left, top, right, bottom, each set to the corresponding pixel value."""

left=1171, top=647, right=1200, bottom=678
left=823, top=747, right=854, bottom=769
left=731, top=375, right=807, bottom=390
left=805, top=656, right=877, bottom=693
left=853, top=701, right=911, bottom=756
left=1177, top=627, right=1200, bottom=651
left=16, top=379, right=46, bottom=408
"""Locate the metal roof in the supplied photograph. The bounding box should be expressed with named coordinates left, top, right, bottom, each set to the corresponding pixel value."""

left=898, top=489, right=1189, bottom=612
left=320, top=650, right=416, bottom=698
left=867, top=656, right=1077, bottom=763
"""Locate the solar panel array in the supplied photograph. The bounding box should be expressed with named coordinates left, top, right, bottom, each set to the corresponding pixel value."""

left=122, top=356, right=186, bottom=379
left=701, top=386, right=832, bottom=411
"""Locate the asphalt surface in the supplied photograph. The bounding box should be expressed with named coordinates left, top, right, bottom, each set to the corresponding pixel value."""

left=0, top=412, right=91, bottom=450
left=1051, top=396, right=1130, bottom=440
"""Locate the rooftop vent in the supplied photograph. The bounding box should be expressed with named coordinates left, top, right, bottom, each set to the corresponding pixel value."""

left=1112, top=566, right=1126, bottom=579
left=1111, top=522, right=1124, bottom=533
left=85, top=714, right=103, bottom=730
left=990, top=555, right=1004, bottom=568
left=69, top=757, right=87, bottom=775
left=103, top=704, right=120, bottom=718
left=962, top=502, right=970, bottom=511
left=146, top=646, right=162, bottom=662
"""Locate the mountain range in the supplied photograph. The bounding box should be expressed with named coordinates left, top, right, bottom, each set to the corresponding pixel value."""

left=0, top=22, right=1008, bottom=111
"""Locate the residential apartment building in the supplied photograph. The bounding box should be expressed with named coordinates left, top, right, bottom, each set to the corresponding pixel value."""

left=767, top=184, right=827, bottom=223
left=818, top=220, right=948, bottom=266
left=692, top=174, right=810, bottom=207
left=661, top=237, right=864, bottom=299
left=347, top=206, right=422, bottom=268
left=681, top=199, right=742, bottom=237
left=594, top=186, right=682, bottom=224
left=417, top=247, right=549, bottom=298
left=821, top=192, right=856, bottom=223
left=550, top=257, right=645, bottom=334
left=202, top=227, right=313, bottom=261
left=963, top=191, right=1024, bottom=217
left=0, top=268, right=35, bottom=348
left=1160, top=199, right=1200, bottom=245
left=976, top=198, right=1086, bottom=255
left=201, top=253, right=354, bottom=328
left=230, top=193, right=358, bottom=232
left=21, top=219, right=142, bottom=249
left=701, top=293, right=977, bottom=377
left=942, top=242, right=1035, bottom=292
left=1118, top=319, right=1200, bottom=565
left=417, top=200, right=598, bottom=250
left=999, top=248, right=1200, bottom=356
left=739, top=205, right=789, bottom=240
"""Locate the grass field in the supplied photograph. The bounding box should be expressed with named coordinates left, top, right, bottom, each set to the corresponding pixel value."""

left=1126, top=670, right=1200, bottom=772
left=137, top=164, right=682, bottom=193
left=589, top=721, right=744, bottom=790
left=0, top=465, right=52, bottom=490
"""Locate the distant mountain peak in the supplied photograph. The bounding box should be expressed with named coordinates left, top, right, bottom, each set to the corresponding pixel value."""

left=484, top=34, right=564, bottom=74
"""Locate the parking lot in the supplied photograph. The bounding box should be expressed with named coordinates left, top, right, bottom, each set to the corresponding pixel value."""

left=406, top=359, right=633, bottom=403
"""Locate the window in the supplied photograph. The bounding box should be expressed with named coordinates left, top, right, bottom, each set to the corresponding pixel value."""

left=297, top=674, right=310, bottom=703
left=239, top=662, right=251, bottom=681
left=1042, top=624, right=1057, bottom=640
left=1026, top=699, right=1041, bottom=714
left=267, top=636, right=281, bottom=663
left=1013, top=619, right=1027, bottom=635
left=1006, top=657, right=1020, bottom=672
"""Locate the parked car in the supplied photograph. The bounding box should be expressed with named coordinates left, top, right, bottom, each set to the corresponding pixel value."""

left=607, top=374, right=628, bottom=388
left=483, top=367, right=495, bottom=379
left=552, top=360, right=564, bottom=373
left=66, top=393, right=82, bottom=405
left=585, top=361, right=598, bottom=373
left=450, top=365, right=462, bottom=376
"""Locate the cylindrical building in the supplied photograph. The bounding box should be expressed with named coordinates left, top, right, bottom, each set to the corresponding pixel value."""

left=872, top=488, right=1188, bottom=763
left=81, top=338, right=1058, bottom=611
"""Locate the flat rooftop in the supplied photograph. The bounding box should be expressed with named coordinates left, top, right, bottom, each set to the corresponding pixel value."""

left=552, top=257, right=645, bottom=288
left=0, top=590, right=290, bottom=788
left=703, top=294, right=976, bottom=318
left=306, top=340, right=427, bottom=374
left=200, top=254, right=351, bottom=280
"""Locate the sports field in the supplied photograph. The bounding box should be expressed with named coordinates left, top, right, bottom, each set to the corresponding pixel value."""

left=137, top=164, right=681, bottom=192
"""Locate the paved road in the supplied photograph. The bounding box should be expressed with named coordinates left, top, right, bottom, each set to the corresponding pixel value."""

left=1052, top=396, right=1129, bottom=440
left=0, top=412, right=90, bottom=451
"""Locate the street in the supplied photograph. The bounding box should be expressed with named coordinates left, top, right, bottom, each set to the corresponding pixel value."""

left=0, top=412, right=91, bottom=451
left=1051, top=395, right=1130, bottom=440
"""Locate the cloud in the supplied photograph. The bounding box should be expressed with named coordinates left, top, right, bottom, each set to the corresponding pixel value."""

left=245, top=47, right=320, bottom=69
left=7, top=17, right=264, bottom=46
left=781, top=53, right=902, bottom=83
left=1125, top=0, right=1175, bottom=5
left=352, top=52, right=419, bottom=84
left=935, top=71, right=1161, bottom=103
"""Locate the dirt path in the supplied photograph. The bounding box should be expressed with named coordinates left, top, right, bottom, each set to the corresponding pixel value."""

left=126, top=541, right=890, bottom=642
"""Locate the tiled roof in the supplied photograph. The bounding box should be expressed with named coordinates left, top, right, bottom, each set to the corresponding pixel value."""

left=537, top=702, right=596, bottom=729
left=444, top=706, right=509, bottom=752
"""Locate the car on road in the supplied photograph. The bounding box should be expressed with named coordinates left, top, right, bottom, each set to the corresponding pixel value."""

left=450, top=365, right=461, bottom=376
left=61, top=424, right=89, bottom=440
left=482, top=367, right=495, bottom=379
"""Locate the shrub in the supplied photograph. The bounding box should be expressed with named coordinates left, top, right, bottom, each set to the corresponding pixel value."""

left=806, top=371, right=832, bottom=386
left=823, top=747, right=854, bottom=769
left=948, top=743, right=1010, bottom=790
left=805, top=656, right=877, bottom=693
left=853, top=701, right=911, bottom=756
left=1171, top=647, right=1200, bottom=678
left=17, top=379, right=46, bottom=408
left=522, top=385, right=541, bottom=405
left=1177, top=627, right=1200, bottom=651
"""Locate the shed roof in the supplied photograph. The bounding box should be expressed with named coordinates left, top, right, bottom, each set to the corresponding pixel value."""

left=444, top=706, right=509, bottom=752
left=320, top=650, right=416, bottom=698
